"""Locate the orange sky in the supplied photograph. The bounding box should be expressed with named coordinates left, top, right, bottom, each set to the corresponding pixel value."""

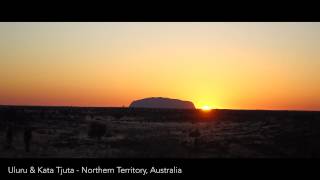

left=0, top=22, right=320, bottom=110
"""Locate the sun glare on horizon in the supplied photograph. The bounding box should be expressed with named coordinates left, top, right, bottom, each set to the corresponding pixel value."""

left=201, top=105, right=212, bottom=111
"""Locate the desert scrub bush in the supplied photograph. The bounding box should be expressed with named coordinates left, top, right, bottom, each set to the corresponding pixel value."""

left=189, top=129, right=200, bottom=138
left=112, top=113, right=123, bottom=120
left=189, top=129, right=201, bottom=148
left=88, top=121, right=107, bottom=140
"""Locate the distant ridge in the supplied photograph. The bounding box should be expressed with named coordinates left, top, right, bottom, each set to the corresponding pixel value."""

left=129, top=97, right=195, bottom=109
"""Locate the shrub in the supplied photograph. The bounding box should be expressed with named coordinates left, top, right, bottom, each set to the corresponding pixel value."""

left=113, top=113, right=123, bottom=120
left=189, top=129, right=201, bottom=149
left=88, top=121, right=107, bottom=140
left=189, top=129, right=200, bottom=138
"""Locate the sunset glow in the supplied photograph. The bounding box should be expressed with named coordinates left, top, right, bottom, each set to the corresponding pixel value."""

left=1, top=23, right=320, bottom=110
left=201, top=105, right=212, bottom=111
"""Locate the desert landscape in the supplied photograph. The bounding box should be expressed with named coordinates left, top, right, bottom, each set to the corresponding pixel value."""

left=1, top=105, right=320, bottom=158
left=1, top=23, right=320, bottom=159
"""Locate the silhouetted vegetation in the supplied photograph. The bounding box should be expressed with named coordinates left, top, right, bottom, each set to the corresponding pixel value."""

left=23, top=127, right=33, bottom=152
left=5, top=125, right=13, bottom=149
left=1, top=105, right=320, bottom=158
left=88, top=121, right=107, bottom=140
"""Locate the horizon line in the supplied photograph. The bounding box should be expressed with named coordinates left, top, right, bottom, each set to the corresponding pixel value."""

left=0, top=104, right=319, bottom=112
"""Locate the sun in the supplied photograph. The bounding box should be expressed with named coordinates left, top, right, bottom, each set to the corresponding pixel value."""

left=201, top=105, right=212, bottom=111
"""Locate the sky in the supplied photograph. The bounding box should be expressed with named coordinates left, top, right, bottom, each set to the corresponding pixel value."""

left=0, top=22, right=320, bottom=110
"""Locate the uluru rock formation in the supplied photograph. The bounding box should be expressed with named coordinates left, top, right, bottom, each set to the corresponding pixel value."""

left=129, top=97, right=195, bottom=109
